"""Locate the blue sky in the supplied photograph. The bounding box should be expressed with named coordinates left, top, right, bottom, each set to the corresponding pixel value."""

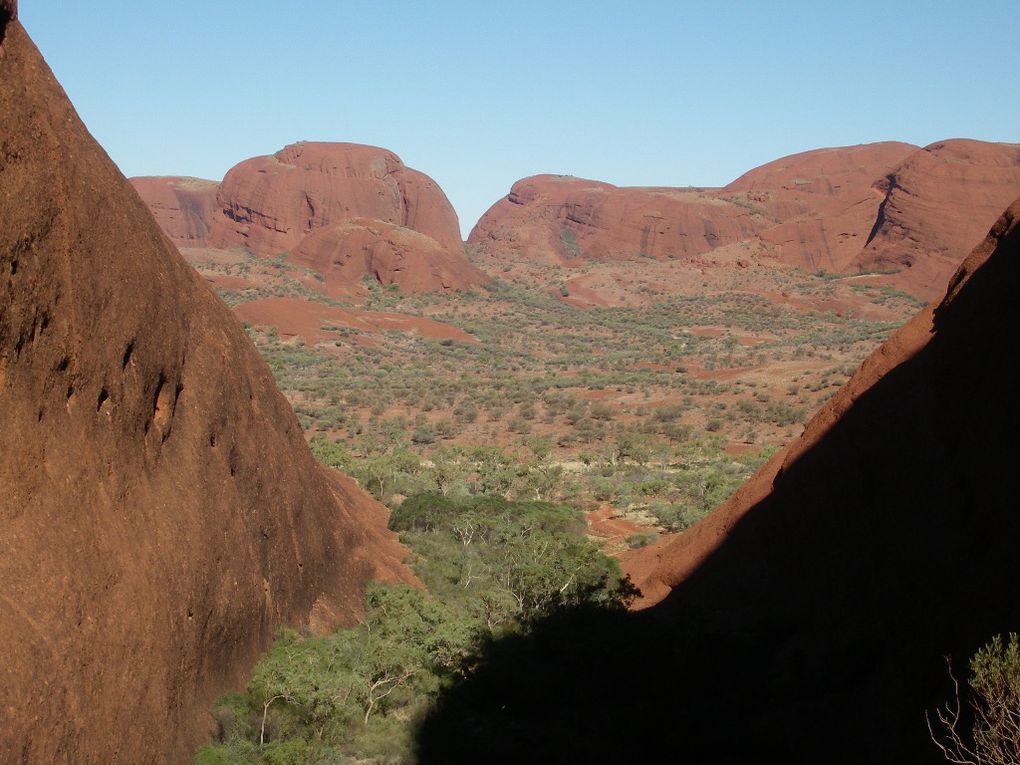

left=19, top=1, right=1020, bottom=238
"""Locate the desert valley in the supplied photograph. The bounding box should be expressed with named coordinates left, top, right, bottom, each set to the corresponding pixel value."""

left=2, top=1, right=1020, bottom=763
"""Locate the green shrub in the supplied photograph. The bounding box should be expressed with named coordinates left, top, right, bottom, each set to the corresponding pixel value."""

left=626, top=532, right=660, bottom=549
left=929, top=633, right=1020, bottom=764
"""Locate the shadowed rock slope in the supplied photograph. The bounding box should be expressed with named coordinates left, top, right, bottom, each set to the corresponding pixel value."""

left=417, top=200, right=1020, bottom=763
left=0, top=11, right=411, bottom=763
left=621, top=196, right=1020, bottom=759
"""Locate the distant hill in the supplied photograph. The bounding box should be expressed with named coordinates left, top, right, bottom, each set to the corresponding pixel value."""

left=133, top=142, right=488, bottom=296
left=470, top=140, right=1020, bottom=300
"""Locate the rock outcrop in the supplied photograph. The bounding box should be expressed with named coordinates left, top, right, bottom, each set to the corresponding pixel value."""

left=418, top=198, right=1020, bottom=764
left=208, top=141, right=486, bottom=293
left=0, top=13, right=411, bottom=763
left=469, top=141, right=1020, bottom=300
left=469, top=174, right=767, bottom=265
left=129, top=176, right=219, bottom=247
left=290, top=217, right=485, bottom=298
left=721, top=141, right=919, bottom=272
left=851, top=139, right=1020, bottom=297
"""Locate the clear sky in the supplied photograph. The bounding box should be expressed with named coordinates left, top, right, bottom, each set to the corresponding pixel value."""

left=18, top=0, right=1020, bottom=238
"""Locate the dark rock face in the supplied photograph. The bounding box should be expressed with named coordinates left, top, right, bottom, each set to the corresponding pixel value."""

left=417, top=199, right=1020, bottom=764
left=0, top=18, right=411, bottom=763
left=621, top=196, right=1020, bottom=760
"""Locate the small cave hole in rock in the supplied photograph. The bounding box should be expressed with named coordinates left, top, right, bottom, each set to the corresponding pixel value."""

left=10, top=259, right=17, bottom=276
left=96, top=388, right=109, bottom=412
left=121, top=341, right=134, bottom=369
left=56, top=356, right=69, bottom=372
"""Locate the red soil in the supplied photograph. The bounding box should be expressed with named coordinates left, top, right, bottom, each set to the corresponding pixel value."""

left=586, top=506, right=654, bottom=555
left=235, top=296, right=477, bottom=346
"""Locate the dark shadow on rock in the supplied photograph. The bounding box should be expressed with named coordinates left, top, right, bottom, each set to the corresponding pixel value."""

left=415, top=204, right=1020, bottom=764
left=0, top=2, right=14, bottom=45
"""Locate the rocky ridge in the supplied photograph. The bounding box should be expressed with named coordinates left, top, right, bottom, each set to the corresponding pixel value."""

left=470, top=140, right=1020, bottom=300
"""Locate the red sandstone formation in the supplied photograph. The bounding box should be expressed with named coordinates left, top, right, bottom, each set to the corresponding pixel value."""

left=207, top=141, right=486, bottom=293
left=720, top=141, right=919, bottom=272
left=130, top=176, right=219, bottom=247
left=720, top=140, right=1020, bottom=297
left=851, top=139, right=1020, bottom=297
left=291, top=217, right=488, bottom=297
left=471, top=141, right=1020, bottom=301
left=0, top=11, right=412, bottom=763
left=722, top=141, right=918, bottom=214
left=469, top=174, right=768, bottom=265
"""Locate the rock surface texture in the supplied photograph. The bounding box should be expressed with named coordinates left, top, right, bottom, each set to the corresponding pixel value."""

left=721, top=141, right=919, bottom=272
left=207, top=141, right=486, bottom=293
left=470, top=141, right=1020, bottom=300
left=0, top=15, right=411, bottom=763
left=850, top=139, right=1020, bottom=297
left=130, top=176, right=220, bottom=247
left=469, top=174, right=767, bottom=265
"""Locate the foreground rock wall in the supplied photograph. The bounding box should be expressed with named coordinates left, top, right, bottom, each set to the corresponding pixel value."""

left=0, top=12, right=410, bottom=763
left=620, top=196, right=1020, bottom=759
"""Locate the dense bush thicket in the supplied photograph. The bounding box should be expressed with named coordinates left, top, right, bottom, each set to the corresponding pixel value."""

left=196, top=494, right=633, bottom=764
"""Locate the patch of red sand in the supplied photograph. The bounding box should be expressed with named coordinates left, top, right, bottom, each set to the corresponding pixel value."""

left=587, top=510, right=648, bottom=550
left=233, top=297, right=477, bottom=346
